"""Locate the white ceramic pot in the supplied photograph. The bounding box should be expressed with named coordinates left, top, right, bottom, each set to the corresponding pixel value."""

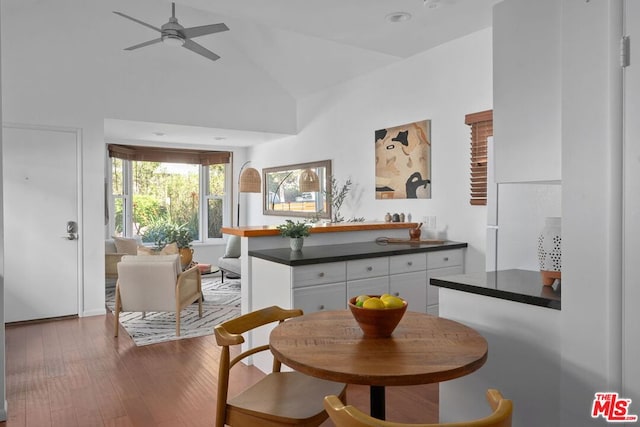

left=290, top=237, right=304, bottom=251
left=537, top=217, right=561, bottom=286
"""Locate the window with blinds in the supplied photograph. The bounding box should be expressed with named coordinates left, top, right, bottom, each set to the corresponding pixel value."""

left=465, top=110, right=493, bottom=206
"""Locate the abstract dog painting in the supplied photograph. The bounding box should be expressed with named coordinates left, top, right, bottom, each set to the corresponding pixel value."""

left=375, top=120, right=431, bottom=199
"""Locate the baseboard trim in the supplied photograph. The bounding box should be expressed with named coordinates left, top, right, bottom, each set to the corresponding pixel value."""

left=83, top=308, right=107, bottom=317
left=0, top=399, right=7, bottom=421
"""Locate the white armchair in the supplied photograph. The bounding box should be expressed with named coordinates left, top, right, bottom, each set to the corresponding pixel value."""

left=114, top=254, right=203, bottom=337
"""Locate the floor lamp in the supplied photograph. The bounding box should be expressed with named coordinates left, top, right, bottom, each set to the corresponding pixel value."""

left=237, top=161, right=261, bottom=226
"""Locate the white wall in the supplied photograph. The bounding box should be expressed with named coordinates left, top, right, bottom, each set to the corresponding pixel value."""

left=560, top=0, right=624, bottom=425
left=248, top=28, right=494, bottom=273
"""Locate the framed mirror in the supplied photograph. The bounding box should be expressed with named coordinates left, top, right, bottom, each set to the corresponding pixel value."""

left=263, top=160, right=332, bottom=219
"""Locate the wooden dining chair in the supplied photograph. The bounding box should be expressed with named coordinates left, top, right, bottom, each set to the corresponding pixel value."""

left=323, top=389, right=512, bottom=427
left=214, top=305, right=348, bottom=427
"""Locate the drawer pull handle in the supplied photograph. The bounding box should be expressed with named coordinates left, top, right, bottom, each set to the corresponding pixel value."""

left=443, top=257, right=449, bottom=261
left=407, top=261, right=413, bottom=266
left=319, top=305, right=325, bottom=310
left=366, top=266, right=373, bottom=271
left=394, top=292, right=400, bottom=296
left=318, top=272, right=325, bottom=277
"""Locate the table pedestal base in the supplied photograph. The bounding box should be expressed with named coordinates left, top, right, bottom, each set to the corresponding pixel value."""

left=370, top=385, right=385, bottom=419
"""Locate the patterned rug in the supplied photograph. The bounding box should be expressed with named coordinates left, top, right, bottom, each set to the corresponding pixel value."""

left=106, top=277, right=240, bottom=346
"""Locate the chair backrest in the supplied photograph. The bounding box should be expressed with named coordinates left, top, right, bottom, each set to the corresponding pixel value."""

left=117, top=254, right=181, bottom=312
left=214, top=306, right=304, bottom=425
left=323, top=389, right=512, bottom=427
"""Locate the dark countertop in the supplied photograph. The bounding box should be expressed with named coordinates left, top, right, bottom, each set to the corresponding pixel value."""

left=430, top=269, right=561, bottom=310
left=249, top=240, right=468, bottom=266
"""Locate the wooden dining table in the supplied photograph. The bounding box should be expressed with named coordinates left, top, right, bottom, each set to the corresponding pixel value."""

left=269, top=310, right=488, bottom=420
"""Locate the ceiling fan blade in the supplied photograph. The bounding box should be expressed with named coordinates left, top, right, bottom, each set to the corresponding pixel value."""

left=113, top=11, right=161, bottom=33
left=183, top=40, right=220, bottom=61
left=182, top=23, right=229, bottom=39
left=124, top=38, right=163, bottom=51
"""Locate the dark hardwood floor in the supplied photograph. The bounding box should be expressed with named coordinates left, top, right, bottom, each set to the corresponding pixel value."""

left=2, top=313, right=438, bottom=426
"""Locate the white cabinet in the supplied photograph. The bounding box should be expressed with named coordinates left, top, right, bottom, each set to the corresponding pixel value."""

left=346, top=257, right=390, bottom=300
left=390, top=271, right=427, bottom=312
left=493, top=0, right=561, bottom=183
left=426, top=250, right=465, bottom=315
left=294, top=283, right=346, bottom=314
left=292, top=261, right=347, bottom=313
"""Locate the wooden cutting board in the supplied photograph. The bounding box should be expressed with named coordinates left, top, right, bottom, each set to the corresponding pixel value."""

left=376, top=237, right=445, bottom=245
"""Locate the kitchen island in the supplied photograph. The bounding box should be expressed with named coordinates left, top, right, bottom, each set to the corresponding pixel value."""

left=430, top=270, right=561, bottom=426
left=243, top=236, right=467, bottom=373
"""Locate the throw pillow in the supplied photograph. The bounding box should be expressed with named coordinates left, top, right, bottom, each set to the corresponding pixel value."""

left=161, top=242, right=179, bottom=255
left=224, top=235, right=241, bottom=258
left=137, top=246, right=155, bottom=255
left=113, top=236, right=139, bottom=255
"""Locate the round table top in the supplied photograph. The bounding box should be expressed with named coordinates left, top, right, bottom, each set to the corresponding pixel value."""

left=269, top=310, right=488, bottom=387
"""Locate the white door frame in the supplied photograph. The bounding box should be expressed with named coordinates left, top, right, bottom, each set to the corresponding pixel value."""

left=3, top=122, right=84, bottom=317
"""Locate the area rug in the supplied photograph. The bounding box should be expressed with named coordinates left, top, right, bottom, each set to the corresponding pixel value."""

left=105, top=277, right=240, bottom=346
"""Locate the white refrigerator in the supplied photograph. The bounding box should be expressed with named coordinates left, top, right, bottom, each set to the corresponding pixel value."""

left=486, top=136, right=498, bottom=272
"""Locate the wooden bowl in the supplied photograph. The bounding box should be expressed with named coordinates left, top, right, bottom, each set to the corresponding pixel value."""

left=348, top=296, right=408, bottom=338
left=409, top=228, right=422, bottom=240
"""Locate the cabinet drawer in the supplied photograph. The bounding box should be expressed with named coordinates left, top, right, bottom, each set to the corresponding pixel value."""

left=292, top=262, right=346, bottom=288
left=389, top=253, right=427, bottom=274
left=347, top=257, right=389, bottom=280
left=293, top=283, right=346, bottom=314
left=390, top=271, right=427, bottom=313
left=427, top=250, right=463, bottom=270
left=347, top=277, right=389, bottom=300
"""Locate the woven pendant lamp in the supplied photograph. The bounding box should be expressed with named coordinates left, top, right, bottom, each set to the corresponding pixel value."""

left=239, top=167, right=261, bottom=193
left=299, top=169, right=320, bottom=192
left=237, top=162, right=262, bottom=226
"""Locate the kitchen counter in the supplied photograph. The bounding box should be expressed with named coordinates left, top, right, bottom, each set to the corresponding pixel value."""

left=430, top=269, right=561, bottom=310
left=249, top=240, right=468, bottom=266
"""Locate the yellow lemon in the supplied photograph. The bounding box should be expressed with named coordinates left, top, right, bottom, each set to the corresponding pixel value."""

left=362, top=297, right=385, bottom=309
left=380, top=293, right=393, bottom=301
left=382, top=295, right=405, bottom=309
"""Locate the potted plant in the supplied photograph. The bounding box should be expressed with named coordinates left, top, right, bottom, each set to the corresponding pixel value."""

left=169, top=223, right=195, bottom=268
left=276, top=219, right=312, bottom=251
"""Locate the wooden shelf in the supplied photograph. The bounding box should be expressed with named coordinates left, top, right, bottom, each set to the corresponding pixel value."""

left=221, top=221, right=419, bottom=237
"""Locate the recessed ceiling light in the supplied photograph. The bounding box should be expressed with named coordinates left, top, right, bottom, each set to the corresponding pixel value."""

left=153, top=131, right=165, bottom=136
left=424, top=0, right=441, bottom=8
left=213, top=136, right=226, bottom=141
left=386, top=12, right=412, bottom=23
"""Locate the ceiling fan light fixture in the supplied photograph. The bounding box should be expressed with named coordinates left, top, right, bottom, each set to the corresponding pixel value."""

left=162, top=33, right=185, bottom=47
left=386, top=12, right=412, bottom=23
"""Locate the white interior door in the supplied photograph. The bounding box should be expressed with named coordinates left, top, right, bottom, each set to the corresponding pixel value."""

left=3, top=124, right=81, bottom=322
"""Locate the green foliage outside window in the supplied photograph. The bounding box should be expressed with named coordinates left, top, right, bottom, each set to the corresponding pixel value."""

left=112, top=160, right=226, bottom=242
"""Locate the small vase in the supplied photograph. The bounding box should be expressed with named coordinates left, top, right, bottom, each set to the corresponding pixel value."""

left=537, top=217, right=561, bottom=286
left=290, top=237, right=304, bottom=251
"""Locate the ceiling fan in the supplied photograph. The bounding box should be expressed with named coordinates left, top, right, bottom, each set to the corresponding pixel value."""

left=113, top=2, right=229, bottom=62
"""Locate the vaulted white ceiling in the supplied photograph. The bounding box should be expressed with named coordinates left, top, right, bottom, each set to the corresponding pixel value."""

left=3, top=0, right=499, bottom=146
